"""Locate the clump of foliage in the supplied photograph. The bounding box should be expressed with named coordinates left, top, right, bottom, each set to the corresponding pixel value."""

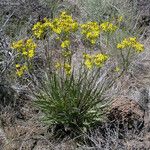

left=11, top=11, right=144, bottom=136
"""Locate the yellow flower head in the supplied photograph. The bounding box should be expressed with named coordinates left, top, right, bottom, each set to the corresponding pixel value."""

left=117, top=43, right=125, bottom=49
left=83, top=53, right=93, bottom=69
left=32, top=11, right=78, bottom=37
left=133, top=42, right=144, bottom=52
left=16, top=64, right=20, bottom=68
left=51, top=11, right=78, bottom=34
left=83, top=53, right=108, bottom=69
left=61, top=40, right=70, bottom=49
left=32, top=18, right=53, bottom=38
left=55, top=62, right=62, bottom=69
left=16, top=64, right=28, bottom=77
left=83, top=53, right=92, bottom=60
left=129, top=37, right=136, bottom=43
left=64, top=63, right=71, bottom=75
left=11, top=38, right=36, bottom=59
left=11, top=40, right=23, bottom=51
left=94, top=53, right=108, bottom=67
left=81, top=22, right=100, bottom=44
left=100, top=22, right=117, bottom=32
left=28, top=49, right=34, bottom=58
left=32, top=22, right=45, bottom=38
left=117, top=37, right=144, bottom=52
left=84, top=59, right=93, bottom=69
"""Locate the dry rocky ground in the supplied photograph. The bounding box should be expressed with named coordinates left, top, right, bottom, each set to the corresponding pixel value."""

left=0, top=0, right=150, bottom=149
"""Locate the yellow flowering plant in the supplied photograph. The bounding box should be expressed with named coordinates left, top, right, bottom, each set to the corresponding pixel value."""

left=81, top=22, right=100, bottom=44
left=61, top=40, right=70, bottom=49
left=11, top=38, right=37, bottom=77
left=116, top=37, right=144, bottom=70
left=32, top=11, right=78, bottom=39
left=83, top=53, right=109, bottom=69
left=11, top=38, right=37, bottom=59
left=15, top=64, right=28, bottom=77
left=11, top=11, right=144, bottom=136
left=100, top=22, right=117, bottom=33
left=117, top=37, right=144, bottom=52
left=52, top=11, right=78, bottom=35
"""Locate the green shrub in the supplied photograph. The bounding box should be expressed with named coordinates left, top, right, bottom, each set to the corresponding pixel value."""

left=35, top=70, right=107, bottom=135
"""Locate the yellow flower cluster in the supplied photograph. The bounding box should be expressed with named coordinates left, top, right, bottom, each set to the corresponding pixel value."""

left=81, top=22, right=100, bottom=44
left=32, top=12, right=78, bottom=38
left=100, top=22, right=117, bottom=32
left=83, top=53, right=108, bottom=69
left=32, top=22, right=44, bottom=39
left=117, top=37, right=144, bottom=52
left=55, top=62, right=71, bottom=75
left=32, top=18, right=50, bottom=39
left=15, top=64, right=28, bottom=77
left=11, top=39, right=37, bottom=58
left=52, top=11, right=78, bottom=34
left=32, top=12, right=119, bottom=46
left=94, top=53, right=109, bottom=67
left=55, top=62, right=61, bottom=69
left=61, top=40, right=70, bottom=49
left=64, top=63, right=71, bottom=75
left=83, top=53, right=93, bottom=69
